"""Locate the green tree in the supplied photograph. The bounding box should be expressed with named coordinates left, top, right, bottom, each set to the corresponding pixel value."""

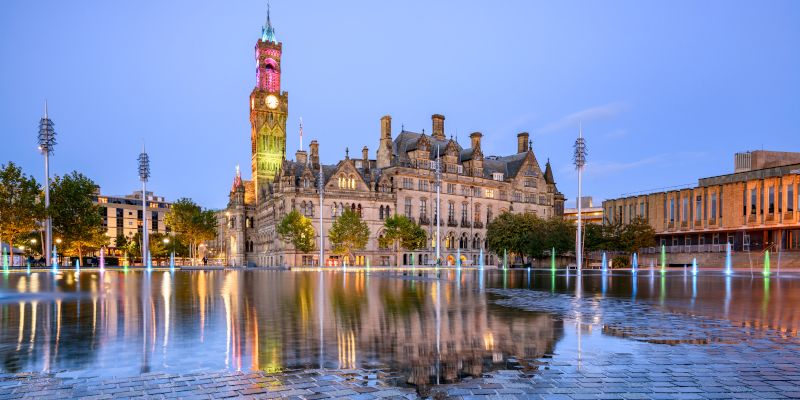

left=379, top=215, right=426, bottom=268
left=486, top=212, right=537, bottom=263
left=0, top=162, right=44, bottom=266
left=165, top=198, right=217, bottom=265
left=620, top=216, right=656, bottom=252
left=277, top=210, right=316, bottom=265
left=328, top=209, right=369, bottom=264
left=50, top=171, right=107, bottom=261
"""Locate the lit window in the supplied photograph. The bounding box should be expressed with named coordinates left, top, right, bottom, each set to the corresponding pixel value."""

left=485, top=189, right=494, bottom=199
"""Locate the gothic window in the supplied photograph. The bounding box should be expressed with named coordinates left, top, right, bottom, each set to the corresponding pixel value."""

left=487, top=206, right=493, bottom=225
left=357, top=204, right=362, bottom=217
left=379, top=205, right=385, bottom=220
left=460, top=233, right=469, bottom=249
left=331, top=203, right=337, bottom=217
left=405, top=198, right=412, bottom=218
left=385, top=206, right=391, bottom=217
left=461, top=203, right=468, bottom=223
left=473, top=204, right=481, bottom=223
left=420, top=198, right=427, bottom=218
left=448, top=202, right=455, bottom=221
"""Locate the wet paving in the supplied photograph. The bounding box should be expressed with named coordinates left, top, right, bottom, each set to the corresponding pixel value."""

left=1, top=268, right=800, bottom=398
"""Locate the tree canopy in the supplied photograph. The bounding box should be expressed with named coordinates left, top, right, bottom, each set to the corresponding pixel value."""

left=165, top=198, right=217, bottom=264
left=0, top=162, right=44, bottom=265
left=328, top=209, right=369, bottom=262
left=277, top=209, right=316, bottom=253
left=50, top=171, right=107, bottom=260
left=379, top=214, right=426, bottom=267
left=487, top=212, right=575, bottom=264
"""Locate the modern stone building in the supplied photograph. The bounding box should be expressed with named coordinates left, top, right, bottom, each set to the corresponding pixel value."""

left=94, top=190, right=172, bottom=255
left=217, top=12, right=565, bottom=267
left=602, top=150, right=800, bottom=253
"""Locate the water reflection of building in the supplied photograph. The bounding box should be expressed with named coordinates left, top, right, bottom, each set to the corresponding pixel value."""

left=0, top=271, right=562, bottom=386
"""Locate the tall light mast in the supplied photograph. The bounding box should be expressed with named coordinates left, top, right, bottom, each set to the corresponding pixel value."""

left=318, top=163, right=324, bottom=267
left=138, top=145, right=151, bottom=269
left=435, top=145, right=441, bottom=267
left=573, top=124, right=587, bottom=274
left=38, top=101, right=56, bottom=265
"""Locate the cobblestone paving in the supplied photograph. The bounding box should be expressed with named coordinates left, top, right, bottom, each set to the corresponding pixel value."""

left=0, top=369, right=416, bottom=400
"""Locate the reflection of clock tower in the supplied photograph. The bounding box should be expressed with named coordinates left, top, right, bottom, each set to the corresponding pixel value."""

left=250, top=8, right=288, bottom=201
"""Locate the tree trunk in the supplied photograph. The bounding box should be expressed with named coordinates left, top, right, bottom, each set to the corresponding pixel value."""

left=8, top=239, right=13, bottom=267
left=78, top=246, right=83, bottom=267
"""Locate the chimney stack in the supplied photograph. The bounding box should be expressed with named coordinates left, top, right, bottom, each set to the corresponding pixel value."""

left=470, top=132, right=483, bottom=150
left=377, top=115, right=393, bottom=169
left=309, top=140, right=320, bottom=167
left=432, top=114, right=445, bottom=140
left=517, top=132, right=529, bottom=153
left=296, top=150, right=308, bottom=165
left=380, top=115, right=392, bottom=139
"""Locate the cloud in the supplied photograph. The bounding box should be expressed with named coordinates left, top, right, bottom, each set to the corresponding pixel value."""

left=557, top=151, right=707, bottom=178
left=537, top=102, right=629, bottom=135
left=604, top=129, right=628, bottom=139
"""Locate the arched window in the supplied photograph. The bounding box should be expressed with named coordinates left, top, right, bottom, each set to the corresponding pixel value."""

left=379, top=205, right=384, bottom=220
left=460, top=232, right=469, bottom=249
left=349, top=174, right=356, bottom=189
left=385, top=206, right=391, bottom=216
left=331, top=203, right=337, bottom=217
left=357, top=204, right=362, bottom=217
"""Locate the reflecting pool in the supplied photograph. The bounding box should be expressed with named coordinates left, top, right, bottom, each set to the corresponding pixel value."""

left=0, top=269, right=798, bottom=386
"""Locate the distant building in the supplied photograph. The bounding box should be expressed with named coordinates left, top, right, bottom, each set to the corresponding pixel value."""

left=94, top=190, right=172, bottom=253
left=602, top=151, right=800, bottom=253
left=563, top=197, right=604, bottom=225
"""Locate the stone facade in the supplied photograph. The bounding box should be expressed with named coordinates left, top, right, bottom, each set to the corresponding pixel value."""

left=215, top=13, right=565, bottom=267
left=602, top=154, right=800, bottom=253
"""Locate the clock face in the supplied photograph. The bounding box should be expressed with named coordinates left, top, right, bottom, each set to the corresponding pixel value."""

left=266, top=94, right=278, bottom=109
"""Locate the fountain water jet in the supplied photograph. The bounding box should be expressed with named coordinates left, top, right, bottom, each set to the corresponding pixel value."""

left=551, top=248, right=556, bottom=273
left=99, top=247, right=105, bottom=271
left=660, top=245, right=666, bottom=274
left=456, top=248, right=461, bottom=270
left=601, top=252, right=607, bottom=273
left=479, top=248, right=484, bottom=270
left=503, top=249, right=508, bottom=271
left=691, top=257, right=698, bottom=276
left=763, top=250, right=770, bottom=277
left=632, top=253, right=638, bottom=274
left=725, top=242, right=732, bottom=275
left=52, top=244, right=59, bottom=273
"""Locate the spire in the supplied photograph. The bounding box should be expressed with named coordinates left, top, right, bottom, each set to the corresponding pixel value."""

left=299, top=117, right=304, bottom=151
left=544, top=158, right=555, bottom=184
left=261, top=3, right=277, bottom=43
left=232, top=164, right=244, bottom=192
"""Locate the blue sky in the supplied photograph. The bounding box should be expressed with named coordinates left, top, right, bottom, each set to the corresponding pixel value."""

left=1, top=1, right=798, bottom=209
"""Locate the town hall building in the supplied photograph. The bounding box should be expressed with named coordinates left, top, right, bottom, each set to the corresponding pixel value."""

left=216, top=11, right=565, bottom=267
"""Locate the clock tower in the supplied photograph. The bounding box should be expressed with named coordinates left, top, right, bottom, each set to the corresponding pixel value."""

left=250, top=7, right=288, bottom=201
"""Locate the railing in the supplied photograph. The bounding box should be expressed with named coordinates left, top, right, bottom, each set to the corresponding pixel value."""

left=473, top=221, right=484, bottom=229
left=447, top=218, right=458, bottom=227
left=419, top=216, right=430, bottom=225
left=460, top=220, right=471, bottom=228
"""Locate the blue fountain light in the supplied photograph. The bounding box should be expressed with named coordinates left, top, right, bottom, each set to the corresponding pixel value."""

left=725, top=242, right=733, bottom=276
left=692, top=257, right=698, bottom=276
left=632, top=253, right=638, bottom=274
left=601, top=252, right=607, bottom=273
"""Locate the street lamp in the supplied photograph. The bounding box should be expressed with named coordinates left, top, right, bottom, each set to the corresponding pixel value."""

left=38, top=102, right=56, bottom=266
